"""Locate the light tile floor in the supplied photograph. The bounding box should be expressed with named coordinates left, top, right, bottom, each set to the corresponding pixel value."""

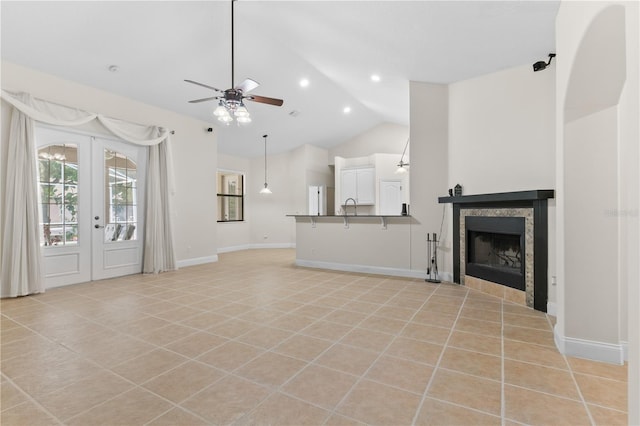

left=1, top=249, right=628, bottom=425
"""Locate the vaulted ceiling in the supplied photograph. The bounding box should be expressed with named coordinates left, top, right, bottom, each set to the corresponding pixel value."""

left=1, top=1, right=559, bottom=157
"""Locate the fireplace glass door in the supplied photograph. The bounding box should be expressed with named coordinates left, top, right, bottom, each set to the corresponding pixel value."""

left=465, top=216, right=525, bottom=290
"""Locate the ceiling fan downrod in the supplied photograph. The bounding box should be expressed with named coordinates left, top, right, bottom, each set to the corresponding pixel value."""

left=231, top=0, right=235, bottom=89
left=183, top=0, right=284, bottom=118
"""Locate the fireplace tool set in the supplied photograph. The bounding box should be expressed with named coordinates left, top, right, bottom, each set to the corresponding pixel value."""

left=426, top=233, right=441, bottom=283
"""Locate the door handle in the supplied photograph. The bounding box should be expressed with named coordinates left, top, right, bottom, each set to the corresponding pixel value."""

left=95, top=224, right=104, bottom=229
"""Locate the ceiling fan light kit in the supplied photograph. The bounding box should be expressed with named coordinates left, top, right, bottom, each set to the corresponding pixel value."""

left=184, top=0, right=283, bottom=125
left=395, top=160, right=409, bottom=174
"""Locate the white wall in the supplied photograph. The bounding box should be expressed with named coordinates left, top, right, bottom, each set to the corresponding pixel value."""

left=249, top=151, right=295, bottom=247
left=620, top=4, right=640, bottom=420
left=304, top=144, right=333, bottom=214
left=0, top=61, right=218, bottom=266
left=564, top=106, right=619, bottom=344
left=409, top=82, right=449, bottom=276
left=448, top=64, right=555, bottom=194
left=555, top=1, right=638, bottom=419
left=303, top=144, right=332, bottom=191
left=329, top=122, right=408, bottom=162
left=447, top=63, right=556, bottom=303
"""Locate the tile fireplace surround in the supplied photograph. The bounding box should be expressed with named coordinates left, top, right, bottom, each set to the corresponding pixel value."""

left=439, top=190, right=554, bottom=312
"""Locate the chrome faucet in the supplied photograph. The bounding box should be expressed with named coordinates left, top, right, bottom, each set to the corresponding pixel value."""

left=344, top=197, right=357, bottom=216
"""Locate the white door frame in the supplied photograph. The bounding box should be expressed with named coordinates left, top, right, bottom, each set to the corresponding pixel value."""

left=92, top=137, right=146, bottom=281
left=36, top=125, right=147, bottom=287
left=36, top=127, right=91, bottom=287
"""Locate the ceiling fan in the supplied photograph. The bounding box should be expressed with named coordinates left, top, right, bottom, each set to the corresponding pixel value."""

left=185, top=0, right=283, bottom=124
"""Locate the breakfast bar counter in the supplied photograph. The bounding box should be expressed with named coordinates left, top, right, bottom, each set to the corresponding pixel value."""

left=287, top=215, right=418, bottom=277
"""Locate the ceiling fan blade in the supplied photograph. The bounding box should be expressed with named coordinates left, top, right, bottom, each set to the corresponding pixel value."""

left=235, top=78, right=260, bottom=93
left=246, top=95, right=284, bottom=107
left=188, top=96, right=220, bottom=104
left=184, top=79, right=223, bottom=92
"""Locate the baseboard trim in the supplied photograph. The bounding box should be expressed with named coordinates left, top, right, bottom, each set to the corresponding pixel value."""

left=554, top=324, right=626, bottom=364
left=250, top=243, right=296, bottom=250
left=546, top=301, right=557, bottom=316
left=177, top=255, right=218, bottom=268
left=218, top=243, right=295, bottom=254
left=217, top=244, right=251, bottom=253
left=296, top=259, right=453, bottom=282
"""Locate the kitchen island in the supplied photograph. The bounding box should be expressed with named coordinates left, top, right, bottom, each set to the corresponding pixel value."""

left=288, top=215, right=422, bottom=278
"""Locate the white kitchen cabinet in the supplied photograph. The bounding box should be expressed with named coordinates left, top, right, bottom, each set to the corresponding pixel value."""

left=341, top=167, right=375, bottom=205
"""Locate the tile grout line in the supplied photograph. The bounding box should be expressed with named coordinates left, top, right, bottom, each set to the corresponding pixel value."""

left=325, top=283, right=440, bottom=426
left=231, top=279, right=421, bottom=425
left=156, top=275, right=383, bottom=424
left=49, top=347, right=216, bottom=425
left=409, top=286, right=470, bottom=425
left=553, top=315, right=598, bottom=426
left=0, top=372, right=65, bottom=425
left=501, top=298, right=506, bottom=426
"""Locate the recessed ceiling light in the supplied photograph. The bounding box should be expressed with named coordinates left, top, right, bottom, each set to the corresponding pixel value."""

left=343, top=106, right=351, bottom=114
left=108, top=65, right=120, bottom=73
left=371, top=74, right=381, bottom=82
left=299, top=78, right=310, bottom=88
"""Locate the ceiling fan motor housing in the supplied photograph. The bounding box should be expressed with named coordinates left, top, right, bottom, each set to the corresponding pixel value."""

left=223, top=89, right=243, bottom=109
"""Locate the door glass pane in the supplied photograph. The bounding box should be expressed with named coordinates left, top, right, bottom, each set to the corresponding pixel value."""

left=105, top=149, right=138, bottom=242
left=37, top=144, right=79, bottom=246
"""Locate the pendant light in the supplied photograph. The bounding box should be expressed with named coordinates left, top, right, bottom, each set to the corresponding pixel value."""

left=260, top=134, right=272, bottom=194
left=395, top=137, right=410, bottom=174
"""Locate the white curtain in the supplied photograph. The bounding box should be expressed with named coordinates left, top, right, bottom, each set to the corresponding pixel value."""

left=1, top=90, right=178, bottom=297
left=144, top=140, right=177, bottom=273
left=1, top=93, right=44, bottom=297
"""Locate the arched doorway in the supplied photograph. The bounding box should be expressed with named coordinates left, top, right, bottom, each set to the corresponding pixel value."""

left=562, top=5, right=627, bottom=361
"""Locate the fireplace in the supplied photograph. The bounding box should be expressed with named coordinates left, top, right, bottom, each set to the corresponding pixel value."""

left=439, top=190, right=554, bottom=312
left=466, top=216, right=525, bottom=291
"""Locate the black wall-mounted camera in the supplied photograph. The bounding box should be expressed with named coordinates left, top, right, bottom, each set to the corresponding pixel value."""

left=533, top=53, right=556, bottom=72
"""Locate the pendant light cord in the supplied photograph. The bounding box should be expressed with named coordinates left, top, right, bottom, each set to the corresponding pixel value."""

left=400, top=138, right=409, bottom=162
left=263, top=134, right=268, bottom=185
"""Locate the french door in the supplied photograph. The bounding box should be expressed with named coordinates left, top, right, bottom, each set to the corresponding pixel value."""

left=36, top=126, right=147, bottom=287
